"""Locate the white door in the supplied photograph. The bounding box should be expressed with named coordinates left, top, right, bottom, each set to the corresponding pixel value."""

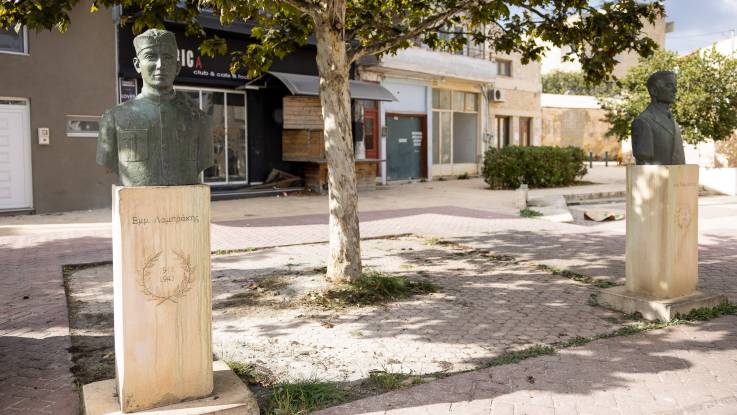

left=0, top=101, right=32, bottom=210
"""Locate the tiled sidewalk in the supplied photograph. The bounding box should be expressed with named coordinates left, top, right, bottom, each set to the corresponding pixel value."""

left=315, top=316, right=737, bottom=415
left=1, top=194, right=737, bottom=414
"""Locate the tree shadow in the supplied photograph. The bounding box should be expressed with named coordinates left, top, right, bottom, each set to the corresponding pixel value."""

left=314, top=317, right=737, bottom=414
left=214, top=206, right=513, bottom=228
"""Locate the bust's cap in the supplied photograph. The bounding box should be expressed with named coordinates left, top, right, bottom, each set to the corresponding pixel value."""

left=134, top=29, right=177, bottom=54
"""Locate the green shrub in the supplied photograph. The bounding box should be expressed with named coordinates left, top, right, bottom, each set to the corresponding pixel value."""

left=482, top=146, right=587, bottom=189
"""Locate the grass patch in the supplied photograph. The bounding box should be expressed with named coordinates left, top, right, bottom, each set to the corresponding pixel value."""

left=424, top=236, right=455, bottom=246
left=303, top=271, right=438, bottom=309
left=474, top=301, right=737, bottom=372
left=264, top=379, right=346, bottom=415
left=457, top=172, right=470, bottom=180
left=211, top=247, right=258, bottom=256
left=479, top=345, right=556, bottom=368
left=537, top=264, right=617, bottom=289
left=225, top=360, right=276, bottom=386
left=519, top=208, right=543, bottom=218
left=364, top=370, right=426, bottom=392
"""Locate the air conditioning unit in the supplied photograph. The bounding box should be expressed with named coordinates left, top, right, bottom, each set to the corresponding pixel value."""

left=486, top=88, right=506, bottom=102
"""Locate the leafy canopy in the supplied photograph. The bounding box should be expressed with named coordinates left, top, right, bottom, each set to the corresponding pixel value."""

left=600, top=49, right=737, bottom=144
left=542, top=70, right=617, bottom=96
left=1, top=1, right=664, bottom=81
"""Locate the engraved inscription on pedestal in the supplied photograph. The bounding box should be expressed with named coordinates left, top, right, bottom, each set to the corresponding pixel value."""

left=625, top=165, right=698, bottom=299
left=113, top=185, right=213, bottom=412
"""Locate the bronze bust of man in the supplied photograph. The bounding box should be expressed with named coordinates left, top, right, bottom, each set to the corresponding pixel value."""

left=631, top=71, right=686, bottom=165
left=97, top=29, right=213, bottom=186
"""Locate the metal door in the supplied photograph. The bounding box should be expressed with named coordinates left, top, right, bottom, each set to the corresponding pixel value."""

left=0, top=101, right=32, bottom=210
left=386, top=115, right=422, bottom=180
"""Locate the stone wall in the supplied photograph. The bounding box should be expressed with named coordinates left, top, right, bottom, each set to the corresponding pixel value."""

left=541, top=107, right=620, bottom=159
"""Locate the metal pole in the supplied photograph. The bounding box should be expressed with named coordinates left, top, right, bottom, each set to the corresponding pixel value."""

left=589, top=152, right=593, bottom=168
left=605, top=151, right=608, bottom=167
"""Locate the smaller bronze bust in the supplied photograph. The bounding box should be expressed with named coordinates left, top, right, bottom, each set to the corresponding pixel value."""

left=631, top=71, right=686, bottom=165
left=97, top=29, right=213, bottom=186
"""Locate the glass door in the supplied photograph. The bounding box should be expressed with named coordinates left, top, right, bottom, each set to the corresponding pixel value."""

left=175, top=86, right=248, bottom=184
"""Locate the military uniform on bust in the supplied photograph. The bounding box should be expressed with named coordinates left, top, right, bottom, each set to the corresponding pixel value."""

left=96, top=28, right=214, bottom=186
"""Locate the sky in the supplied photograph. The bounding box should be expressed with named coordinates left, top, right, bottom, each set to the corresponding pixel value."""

left=664, top=0, right=737, bottom=54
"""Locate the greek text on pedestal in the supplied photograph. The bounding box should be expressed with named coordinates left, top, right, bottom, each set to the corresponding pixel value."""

left=131, top=215, right=200, bottom=225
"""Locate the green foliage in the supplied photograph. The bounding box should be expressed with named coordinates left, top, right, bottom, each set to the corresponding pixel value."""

left=519, top=208, right=543, bottom=218
left=482, top=146, right=587, bottom=189
left=304, top=271, right=438, bottom=309
left=1, top=1, right=664, bottom=83
left=365, top=371, right=422, bottom=391
left=542, top=70, right=617, bottom=96
left=676, top=301, right=737, bottom=321
left=601, top=49, right=737, bottom=144
left=265, top=379, right=345, bottom=415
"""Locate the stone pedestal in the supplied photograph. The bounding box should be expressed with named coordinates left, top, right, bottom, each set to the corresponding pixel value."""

left=82, top=361, right=259, bottom=415
left=113, top=185, right=213, bottom=412
left=599, top=165, right=725, bottom=320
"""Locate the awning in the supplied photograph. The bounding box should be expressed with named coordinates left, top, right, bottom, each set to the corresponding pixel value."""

left=242, top=71, right=397, bottom=101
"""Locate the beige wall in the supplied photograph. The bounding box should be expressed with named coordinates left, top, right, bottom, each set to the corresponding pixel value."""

left=612, top=17, right=667, bottom=78
left=488, top=53, right=542, bottom=147
left=0, top=6, right=117, bottom=212
left=541, top=107, right=619, bottom=158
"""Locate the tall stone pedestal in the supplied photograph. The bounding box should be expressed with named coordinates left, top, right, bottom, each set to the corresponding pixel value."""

left=113, top=185, right=213, bottom=411
left=82, top=185, right=258, bottom=414
left=599, top=165, right=725, bottom=320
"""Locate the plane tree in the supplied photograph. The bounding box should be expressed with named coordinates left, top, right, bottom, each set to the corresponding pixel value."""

left=1, top=0, right=663, bottom=281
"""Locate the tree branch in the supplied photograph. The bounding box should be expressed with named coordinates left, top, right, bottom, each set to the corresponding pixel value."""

left=347, top=0, right=476, bottom=63
left=279, top=0, right=320, bottom=18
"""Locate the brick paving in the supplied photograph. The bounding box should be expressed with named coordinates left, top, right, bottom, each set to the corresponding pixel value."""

left=1, top=180, right=737, bottom=414
left=66, top=236, right=626, bottom=383
left=314, top=316, right=737, bottom=415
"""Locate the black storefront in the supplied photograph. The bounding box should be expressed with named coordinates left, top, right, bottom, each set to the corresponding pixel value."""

left=116, top=16, right=319, bottom=187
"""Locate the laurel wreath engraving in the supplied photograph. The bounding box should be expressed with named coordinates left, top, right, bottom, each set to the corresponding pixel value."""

left=139, top=250, right=196, bottom=305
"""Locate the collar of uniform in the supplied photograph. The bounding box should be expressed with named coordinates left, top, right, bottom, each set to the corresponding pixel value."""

left=649, top=101, right=673, bottom=119
left=139, top=86, right=177, bottom=103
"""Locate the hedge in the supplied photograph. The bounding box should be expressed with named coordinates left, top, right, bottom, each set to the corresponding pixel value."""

left=482, top=146, right=587, bottom=189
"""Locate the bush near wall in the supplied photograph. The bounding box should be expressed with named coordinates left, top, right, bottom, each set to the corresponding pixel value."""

left=482, top=146, right=587, bottom=189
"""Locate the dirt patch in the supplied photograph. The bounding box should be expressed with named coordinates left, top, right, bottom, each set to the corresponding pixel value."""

left=64, top=235, right=623, bottom=409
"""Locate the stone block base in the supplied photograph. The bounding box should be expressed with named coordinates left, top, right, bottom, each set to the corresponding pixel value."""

left=82, top=361, right=259, bottom=415
left=598, top=286, right=727, bottom=321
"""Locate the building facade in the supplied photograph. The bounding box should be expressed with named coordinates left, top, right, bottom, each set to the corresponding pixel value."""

left=0, top=6, right=118, bottom=213
left=359, top=43, right=542, bottom=181
left=0, top=6, right=331, bottom=213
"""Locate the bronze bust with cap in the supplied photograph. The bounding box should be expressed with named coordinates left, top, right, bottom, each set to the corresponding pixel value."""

left=97, top=29, right=213, bottom=186
left=631, top=71, right=686, bottom=165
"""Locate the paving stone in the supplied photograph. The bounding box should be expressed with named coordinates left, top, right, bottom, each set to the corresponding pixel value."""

left=3, top=184, right=737, bottom=415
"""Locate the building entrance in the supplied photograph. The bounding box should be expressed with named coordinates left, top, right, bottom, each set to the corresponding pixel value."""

left=386, top=114, right=425, bottom=180
left=0, top=99, right=32, bottom=210
left=175, top=86, right=248, bottom=185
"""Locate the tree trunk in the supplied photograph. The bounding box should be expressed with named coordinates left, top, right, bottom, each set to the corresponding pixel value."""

left=314, top=15, right=363, bottom=282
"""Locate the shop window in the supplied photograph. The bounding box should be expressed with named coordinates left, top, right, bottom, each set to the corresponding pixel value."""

left=175, top=87, right=248, bottom=184
left=0, top=27, right=27, bottom=54
left=496, top=59, right=512, bottom=77
left=432, top=88, right=478, bottom=165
